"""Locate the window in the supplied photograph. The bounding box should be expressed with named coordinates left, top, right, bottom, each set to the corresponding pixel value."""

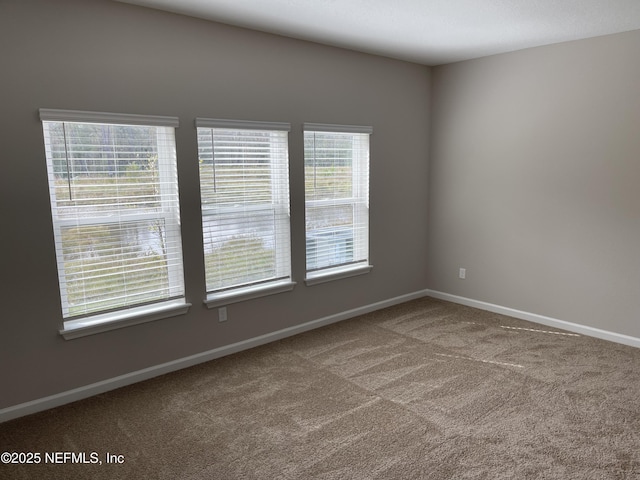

left=304, top=123, right=373, bottom=284
left=40, top=109, right=189, bottom=339
left=196, top=119, right=294, bottom=307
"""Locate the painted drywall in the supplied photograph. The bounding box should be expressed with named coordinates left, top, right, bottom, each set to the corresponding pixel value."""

left=428, top=29, right=640, bottom=338
left=0, top=0, right=430, bottom=408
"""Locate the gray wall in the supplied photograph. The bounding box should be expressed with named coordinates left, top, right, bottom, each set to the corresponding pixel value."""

left=428, top=30, right=640, bottom=338
left=4, top=0, right=639, bottom=412
left=0, top=0, right=430, bottom=408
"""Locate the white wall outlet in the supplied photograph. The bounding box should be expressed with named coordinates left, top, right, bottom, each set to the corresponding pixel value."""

left=218, top=307, right=228, bottom=322
left=459, top=268, right=466, bottom=279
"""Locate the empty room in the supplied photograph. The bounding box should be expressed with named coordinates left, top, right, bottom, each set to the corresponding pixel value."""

left=1, top=0, right=640, bottom=478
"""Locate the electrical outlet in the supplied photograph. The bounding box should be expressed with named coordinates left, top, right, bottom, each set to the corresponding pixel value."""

left=459, top=268, right=466, bottom=279
left=218, top=307, right=228, bottom=322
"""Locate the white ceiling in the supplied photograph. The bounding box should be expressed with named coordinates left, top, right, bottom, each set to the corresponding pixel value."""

left=117, top=0, right=640, bottom=65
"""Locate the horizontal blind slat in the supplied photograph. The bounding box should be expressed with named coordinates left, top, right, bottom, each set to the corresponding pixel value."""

left=197, top=126, right=292, bottom=293
left=304, top=128, right=370, bottom=274
left=43, top=118, right=185, bottom=319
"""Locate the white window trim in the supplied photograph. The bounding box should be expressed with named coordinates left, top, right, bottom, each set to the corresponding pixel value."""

left=196, top=118, right=289, bottom=131
left=40, top=109, right=189, bottom=339
left=204, top=279, right=296, bottom=308
left=303, top=123, right=373, bottom=134
left=303, top=123, right=373, bottom=285
left=196, top=118, right=294, bottom=303
left=40, top=109, right=179, bottom=127
left=60, top=299, right=191, bottom=340
left=304, top=264, right=373, bottom=286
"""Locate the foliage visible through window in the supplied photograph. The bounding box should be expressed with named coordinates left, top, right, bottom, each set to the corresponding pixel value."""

left=196, top=120, right=291, bottom=295
left=304, top=126, right=371, bottom=278
left=41, top=113, right=185, bottom=319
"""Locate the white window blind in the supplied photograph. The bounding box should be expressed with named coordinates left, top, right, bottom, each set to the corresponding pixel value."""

left=196, top=119, right=292, bottom=297
left=304, top=124, right=372, bottom=281
left=40, top=109, right=186, bottom=322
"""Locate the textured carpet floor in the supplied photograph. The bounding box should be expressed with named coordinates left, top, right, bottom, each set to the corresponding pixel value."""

left=2, top=297, right=640, bottom=479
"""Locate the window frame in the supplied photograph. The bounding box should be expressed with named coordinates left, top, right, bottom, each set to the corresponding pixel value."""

left=303, top=123, right=373, bottom=285
left=195, top=118, right=296, bottom=308
left=40, top=109, right=190, bottom=339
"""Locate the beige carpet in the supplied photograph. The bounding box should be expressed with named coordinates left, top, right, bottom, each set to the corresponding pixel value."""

left=2, top=297, right=640, bottom=479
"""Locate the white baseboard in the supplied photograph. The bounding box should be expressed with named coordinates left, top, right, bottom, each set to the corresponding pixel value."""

left=0, top=289, right=429, bottom=424
left=426, top=290, right=640, bottom=349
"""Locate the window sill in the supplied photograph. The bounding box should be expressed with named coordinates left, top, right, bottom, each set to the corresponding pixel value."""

left=305, top=264, right=373, bottom=286
left=204, top=280, right=297, bottom=308
left=59, top=299, right=191, bottom=340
